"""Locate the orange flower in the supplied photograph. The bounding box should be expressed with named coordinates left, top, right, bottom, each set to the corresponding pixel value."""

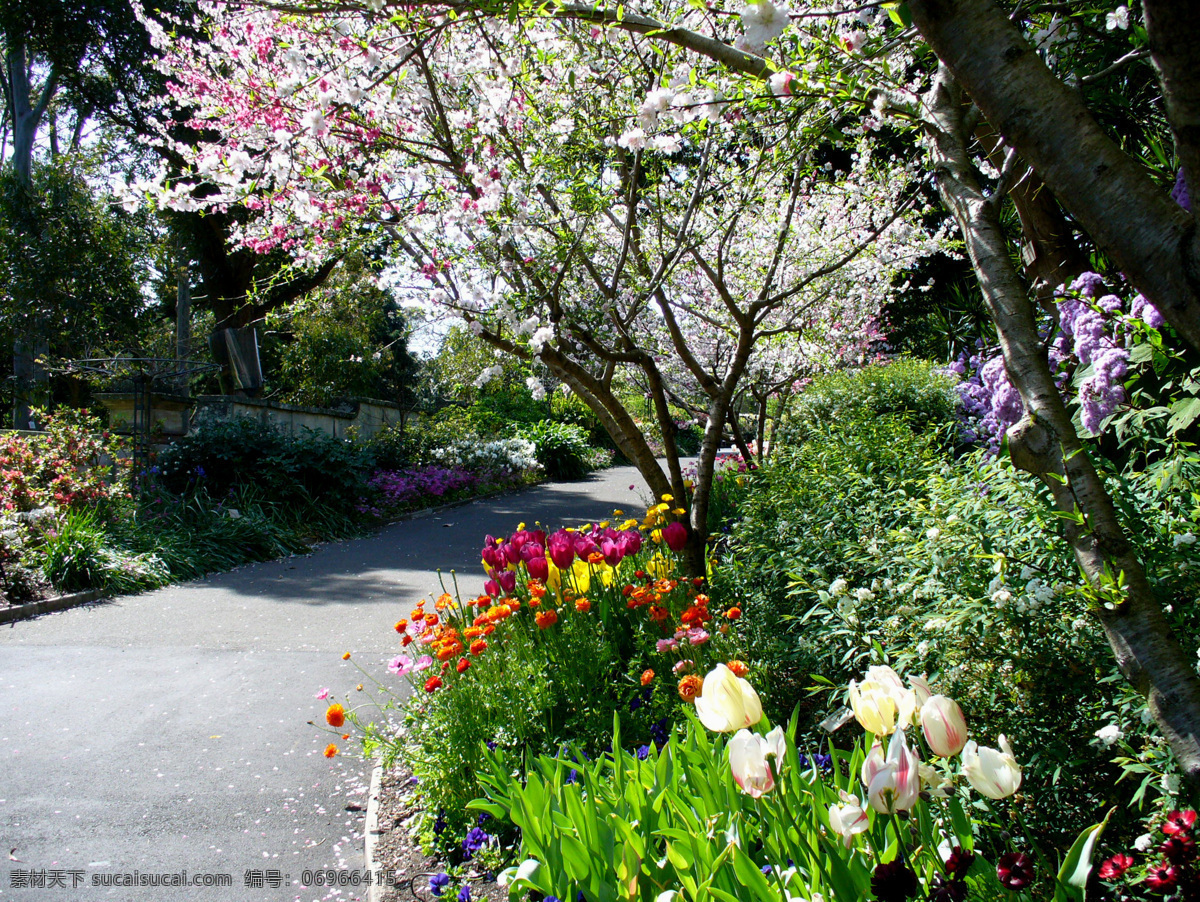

left=409, top=607, right=424, bottom=620
left=535, top=609, right=558, bottom=629
left=694, top=594, right=711, bottom=607
left=692, top=577, right=705, bottom=588
left=469, top=639, right=488, bottom=656
left=528, top=580, right=547, bottom=598
left=424, top=676, right=443, bottom=692
left=475, top=595, right=492, bottom=608
left=486, top=605, right=512, bottom=622
left=464, top=626, right=484, bottom=639
left=725, top=607, right=742, bottom=620
left=401, top=634, right=413, bottom=647
left=588, top=551, right=605, bottom=564
left=649, top=604, right=670, bottom=623
left=482, top=624, right=496, bottom=636
left=436, top=645, right=457, bottom=662
left=641, top=669, right=655, bottom=686
left=622, top=585, right=634, bottom=597
left=326, top=704, right=346, bottom=728
left=505, top=597, right=522, bottom=611
left=456, top=658, right=471, bottom=673
left=342, top=734, right=350, bottom=740
left=394, top=619, right=408, bottom=633
left=575, top=598, right=591, bottom=613
left=681, top=606, right=704, bottom=626
left=727, top=659, right=749, bottom=677
left=324, top=744, right=338, bottom=758
left=436, top=592, right=453, bottom=610
left=341, top=652, right=351, bottom=660
left=678, top=675, right=703, bottom=702
left=356, top=684, right=364, bottom=692
left=424, top=612, right=439, bottom=626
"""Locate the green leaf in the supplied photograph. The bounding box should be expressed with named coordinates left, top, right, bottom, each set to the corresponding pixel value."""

left=1167, top=397, right=1200, bottom=435
left=1055, top=808, right=1114, bottom=899
left=559, top=832, right=593, bottom=882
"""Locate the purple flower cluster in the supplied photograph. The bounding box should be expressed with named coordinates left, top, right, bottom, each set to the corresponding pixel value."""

left=952, top=271, right=1167, bottom=448
left=369, top=465, right=482, bottom=509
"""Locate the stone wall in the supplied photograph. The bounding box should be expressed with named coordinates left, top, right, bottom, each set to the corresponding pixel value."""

left=192, top=395, right=405, bottom=440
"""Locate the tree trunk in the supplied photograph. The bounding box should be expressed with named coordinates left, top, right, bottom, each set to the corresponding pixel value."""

left=907, top=0, right=1200, bottom=356
left=924, top=64, right=1200, bottom=784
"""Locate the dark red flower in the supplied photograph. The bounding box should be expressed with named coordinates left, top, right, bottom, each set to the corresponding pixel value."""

left=1145, top=862, right=1179, bottom=892
left=1161, top=834, right=1197, bottom=863
left=944, top=846, right=976, bottom=879
left=1164, top=810, right=1198, bottom=836
left=871, top=860, right=919, bottom=902
left=997, top=852, right=1035, bottom=891
left=928, top=875, right=967, bottom=902
left=1098, top=853, right=1135, bottom=880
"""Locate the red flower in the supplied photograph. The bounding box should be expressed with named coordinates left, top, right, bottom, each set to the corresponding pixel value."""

left=1097, top=853, right=1134, bottom=880
left=943, top=847, right=975, bottom=879
left=640, top=669, right=655, bottom=686
left=424, top=676, right=443, bottom=692
left=325, top=704, right=345, bottom=728
left=996, top=852, right=1034, bottom=890
left=662, top=521, right=688, bottom=551
left=1160, top=834, right=1197, bottom=863
left=456, top=658, right=471, bottom=673
left=1164, top=810, right=1197, bottom=836
left=1145, top=862, right=1179, bottom=892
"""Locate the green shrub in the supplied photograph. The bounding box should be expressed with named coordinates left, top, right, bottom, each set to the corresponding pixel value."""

left=715, top=411, right=1200, bottom=845
left=41, top=509, right=169, bottom=594
left=783, top=358, right=960, bottom=443
left=520, top=421, right=592, bottom=481
left=674, top=421, right=704, bottom=456
left=156, top=417, right=372, bottom=508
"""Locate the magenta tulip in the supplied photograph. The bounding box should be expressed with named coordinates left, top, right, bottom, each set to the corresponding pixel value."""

left=547, top=530, right=575, bottom=569
left=662, top=521, right=688, bottom=551
left=527, top=556, right=549, bottom=580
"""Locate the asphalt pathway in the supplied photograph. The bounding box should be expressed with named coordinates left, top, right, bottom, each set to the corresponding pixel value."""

left=0, top=466, right=650, bottom=902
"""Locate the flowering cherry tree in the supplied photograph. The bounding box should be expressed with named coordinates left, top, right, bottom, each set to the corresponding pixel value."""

left=143, top=0, right=944, bottom=571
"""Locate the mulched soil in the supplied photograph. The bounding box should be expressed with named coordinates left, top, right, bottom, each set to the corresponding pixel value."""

left=372, top=766, right=507, bottom=902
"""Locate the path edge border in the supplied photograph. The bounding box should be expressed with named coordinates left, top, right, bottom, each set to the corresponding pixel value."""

left=364, top=756, right=385, bottom=902
left=0, top=589, right=107, bottom=624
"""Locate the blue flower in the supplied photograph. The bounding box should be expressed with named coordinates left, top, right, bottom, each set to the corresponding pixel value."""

left=761, top=865, right=773, bottom=876
left=486, top=740, right=497, bottom=750
left=195, top=466, right=206, bottom=478
left=433, top=809, right=447, bottom=835
left=636, top=745, right=650, bottom=760
left=430, top=873, right=450, bottom=896
left=477, top=811, right=492, bottom=827
left=566, top=769, right=579, bottom=784
left=457, top=886, right=471, bottom=902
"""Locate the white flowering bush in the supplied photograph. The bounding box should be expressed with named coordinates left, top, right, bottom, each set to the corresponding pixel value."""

left=430, top=438, right=542, bottom=477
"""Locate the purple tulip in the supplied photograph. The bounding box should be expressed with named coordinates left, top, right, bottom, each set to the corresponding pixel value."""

left=481, top=543, right=501, bottom=569
left=572, top=533, right=599, bottom=560
left=619, top=530, right=642, bottom=556
left=484, top=579, right=501, bottom=598
left=527, top=556, right=549, bottom=581
left=498, top=570, right=517, bottom=593
left=600, top=537, right=623, bottom=566
left=663, top=521, right=688, bottom=551
left=520, top=541, right=544, bottom=563
left=548, top=530, right=575, bottom=569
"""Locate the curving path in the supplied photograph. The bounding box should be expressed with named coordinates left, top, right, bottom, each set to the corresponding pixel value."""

left=0, top=466, right=649, bottom=901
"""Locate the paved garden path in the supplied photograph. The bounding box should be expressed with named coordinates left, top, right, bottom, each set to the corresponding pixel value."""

left=0, top=466, right=649, bottom=902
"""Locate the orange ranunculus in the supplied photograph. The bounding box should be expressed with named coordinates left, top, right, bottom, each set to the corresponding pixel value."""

left=436, top=592, right=453, bottom=610
left=486, top=605, right=511, bottom=622
left=725, top=606, right=742, bottom=620
left=694, top=594, right=711, bottom=607
left=456, top=658, right=471, bottom=673
left=394, top=619, right=408, bottom=633
left=401, top=634, right=413, bottom=647
left=588, top=551, right=605, bottom=564
left=469, top=639, right=488, bottom=656
left=681, top=606, right=703, bottom=626
left=326, top=704, right=346, bottom=728
left=475, top=595, right=491, bottom=608
left=727, top=659, right=749, bottom=677
left=409, top=606, right=424, bottom=620
left=575, top=598, right=591, bottom=613
left=528, top=580, right=547, bottom=597
left=482, top=624, right=496, bottom=636
left=622, top=585, right=634, bottom=597
left=324, top=744, right=338, bottom=758
left=424, top=612, right=439, bottom=625
left=342, top=734, right=350, bottom=740
left=692, top=577, right=705, bottom=588
left=473, top=613, right=488, bottom=627
left=436, top=645, right=457, bottom=662
left=535, top=609, right=558, bottom=629
left=654, top=579, right=678, bottom=594
left=649, top=604, right=670, bottom=623
left=505, top=597, right=522, bottom=611
left=678, top=675, right=703, bottom=702
left=641, top=669, right=655, bottom=686
left=464, top=626, right=483, bottom=639
left=424, top=676, right=443, bottom=692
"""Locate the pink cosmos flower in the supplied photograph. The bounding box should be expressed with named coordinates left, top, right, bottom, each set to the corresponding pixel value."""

left=414, top=655, right=434, bottom=671
left=388, top=656, right=413, bottom=675
left=315, top=687, right=331, bottom=700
